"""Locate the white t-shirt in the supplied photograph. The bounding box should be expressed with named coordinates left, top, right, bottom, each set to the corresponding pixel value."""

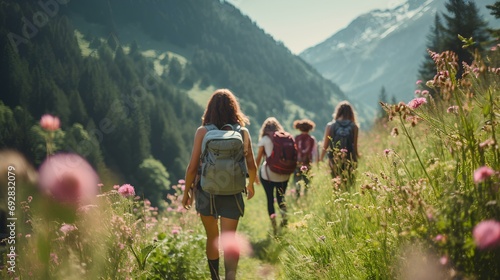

left=257, top=135, right=291, bottom=182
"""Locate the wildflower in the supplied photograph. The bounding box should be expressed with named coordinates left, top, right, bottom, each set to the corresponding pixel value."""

left=340, top=148, right=348, bottom=154
left=38, top=153, right=100, bottom=206
left=414, top=89, right=421, bottom=95
left=27, top=196, right=33, bottom=203
left=77, top=204, right=98, bottom=214
left=40, top=114, right=60, bottom=131
left=391, top=127, right=399, bottom=137
left=416, top=80, right=422, bottom=85
left=383, top=149, right=391, bottom=156
left=178, top=179, right=186, bottom=185
left=113, top=185, right=120, bottom=190
left=407, top=97, right=427, bottom=109
left=473, top=166, right=495, bottom=184
left=439, top=256, right=448, bottom=265
left=118, top=184, right=135, bottom=197
left=300, top=165, right=308, bottom=172
left=60, top=223, right=77, bottom=235
left=270, top=213, right=277, bottom=219
left=447, top=106, right=459, bottom=114
left=421, top=90, right=429, bottom=95
left=218, top=231, right=252, bottom=259
left=171, top=229, right=180, bottom=235
left=434, top=234, right=445, bottom=243
left=51, top=253, right=60, bottom=265
left=473, top=220, right=500, bottom=249
left=479, top=139, right=495, bottom=149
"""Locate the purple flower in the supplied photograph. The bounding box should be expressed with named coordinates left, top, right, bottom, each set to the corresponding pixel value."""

left=407, top=97, right=427, bottom=109
left=473, top=220, right=500, bottom=249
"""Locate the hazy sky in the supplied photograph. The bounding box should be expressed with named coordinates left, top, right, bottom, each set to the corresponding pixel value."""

left=227, top=0, right=406, bottom=54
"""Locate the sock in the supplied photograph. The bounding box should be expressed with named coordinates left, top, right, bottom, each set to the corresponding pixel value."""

left=208, top=258, right=219, bottom=280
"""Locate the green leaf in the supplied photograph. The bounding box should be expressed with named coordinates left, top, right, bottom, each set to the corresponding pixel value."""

left=483, top=103, right=491, bottom=117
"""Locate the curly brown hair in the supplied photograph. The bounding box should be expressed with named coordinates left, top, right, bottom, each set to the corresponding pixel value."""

left=259, top=117, right=284, bottom=138
left=202, top=89, right=249, bottom=128
left=293, top=119, right=316, bottom=132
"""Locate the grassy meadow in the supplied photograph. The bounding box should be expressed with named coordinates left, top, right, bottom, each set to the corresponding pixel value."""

left=1, top=47, right=500, bottom=279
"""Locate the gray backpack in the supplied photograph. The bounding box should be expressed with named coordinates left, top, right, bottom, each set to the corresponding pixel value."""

left=200, top=124, right=247, bottom=195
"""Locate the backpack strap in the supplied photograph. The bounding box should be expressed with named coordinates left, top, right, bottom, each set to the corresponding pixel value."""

left=205, top=124, right=218, bottom=131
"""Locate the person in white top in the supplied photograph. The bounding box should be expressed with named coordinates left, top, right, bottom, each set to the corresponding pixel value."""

left=255, top=117, right=291, bottom=235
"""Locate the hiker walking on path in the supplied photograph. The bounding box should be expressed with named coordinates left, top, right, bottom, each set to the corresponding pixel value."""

left=255, top=117, right=296, bottom=235
left=319, top=101, right=360, bottom=187
left=293, top=119, right=317, bottom=198
left=182, top=89, right=257, bottom=280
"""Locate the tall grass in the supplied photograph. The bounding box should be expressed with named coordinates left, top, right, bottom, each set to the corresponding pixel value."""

left=277, top=47, right=500, bottom=279
left=1, top=46, right=499, bottom=279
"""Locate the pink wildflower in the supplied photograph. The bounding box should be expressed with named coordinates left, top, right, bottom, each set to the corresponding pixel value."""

left=473, top=166, right=495, bottom=184
left=407, top=97, right=427, bottom=109
left=118, top=184, right=135, bottom=197
left=38, top=153, right=100, bottom=206
left=60, top=223, right=77, bottom=235
left=439, top=256, right=448, bottom=265
left=270, top=213, right=276, bottom=219
left=178, top=179, right=186, bottom=185
left=50, top=253, right=60, bottom=265
left=473, top=220, right=500, bottom=249
left=414, top=89, right=421, bottom=95
left=300, top=165, right=308, bottom=172
left=113, top=184, right=120, bottom=190
left=218, top=231, right=252, bottom=259
left=384, top=149, right=391, bottom=156
left=171, top=229, right=180, bottom=235
left=421, top=90, right=429, bottom=95
left=434, top=234, right=445, bottom=243
left=40, top=114, right=60, bottom=131
left=416, top=80, right=422, bottom=85
left=340, top=148, right=348, bottom=153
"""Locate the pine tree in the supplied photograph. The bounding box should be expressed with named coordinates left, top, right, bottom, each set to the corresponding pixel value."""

left=442, top=0, right=490, bottom=77
left=377, top=86, right=388, bottom=121
left=487, top=2, right=500, bottom=39
left=418, top=14, right=446, bottom=84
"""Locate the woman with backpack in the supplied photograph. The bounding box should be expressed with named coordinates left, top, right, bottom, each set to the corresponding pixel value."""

left=182, top=89, right=257, bottom=280
left=255, top=117, right=294, bottom=235
left=293, top=119, right=317, bottom=198
left=319, top=101, right=360, bottom=186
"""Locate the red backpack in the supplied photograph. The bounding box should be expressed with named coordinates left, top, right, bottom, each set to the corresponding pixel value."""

left=266, top=131, right=297, bottom=174
left=295, top=134, right=315, bottom=165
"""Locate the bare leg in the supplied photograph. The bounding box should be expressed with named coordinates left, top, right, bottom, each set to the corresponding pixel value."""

left=220, top=217, right=239, bottom=280
left=201, top=215, right=220, bottom=279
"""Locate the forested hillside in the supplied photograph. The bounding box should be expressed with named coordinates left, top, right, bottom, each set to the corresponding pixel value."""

left=0, top=0, right=348, bottom=206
